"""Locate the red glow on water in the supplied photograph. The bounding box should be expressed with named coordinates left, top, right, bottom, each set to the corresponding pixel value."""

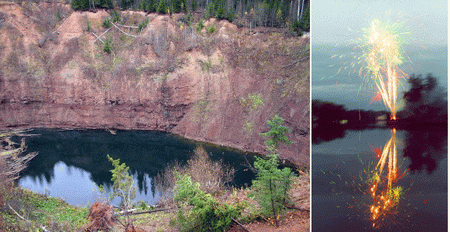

left=370, top=144, right=382, bottom=158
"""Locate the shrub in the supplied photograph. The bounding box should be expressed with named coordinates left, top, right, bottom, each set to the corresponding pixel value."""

left=173, top=174, right=241, bottom=232
left=155, top=146, right=235, bottom=197
left=206, top=24, right=216, bottom=34
left=199, top=59, right=213, bottom=72
left=110, top=9, right=121, bottom=23
left=138, top=18, right=149, bottom=32
left=290, top=20, right=303, bottom=36
left=240, top=93, right=264, bottom=111
left=196, top=20, right=205, bottom=33
left=103, top=37, right=112, bottom=54
left=187, top=147, right=235, bottom=194
left=86, top=20, right=91, bottom=32
left=155, top=161, right=182, bottom=200
left=102, top=18, right=112, bottom=28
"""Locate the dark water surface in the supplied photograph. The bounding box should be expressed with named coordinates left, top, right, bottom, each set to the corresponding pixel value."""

left=16, top=128, right=256, bottom=206
left=312, top=128, right=447, bottom=232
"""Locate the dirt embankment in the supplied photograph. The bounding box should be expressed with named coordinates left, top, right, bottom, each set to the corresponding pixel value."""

left=0, top=2, right=310, bottom=166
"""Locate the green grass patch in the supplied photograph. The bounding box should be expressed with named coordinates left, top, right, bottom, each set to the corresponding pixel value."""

left=0, top=188, right=89, bottom=231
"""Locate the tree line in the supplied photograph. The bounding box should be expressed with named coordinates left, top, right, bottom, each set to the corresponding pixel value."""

left=71, top=0, right=309, bottom=31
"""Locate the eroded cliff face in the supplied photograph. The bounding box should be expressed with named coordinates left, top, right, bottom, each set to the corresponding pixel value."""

left=0, top=3, right=310, bottom=166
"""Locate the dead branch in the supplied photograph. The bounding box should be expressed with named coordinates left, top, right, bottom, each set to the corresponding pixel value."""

left=92, top=27, right=113, bottom=44
left=92, top=32, right=104, bottom=44
left=242, top=156, right=257, bottom=173
left=116, top=23, right=139, bottom=29
left=112, top=22, right=138, bottom=38
left=232, top=218, right=251, bottom=232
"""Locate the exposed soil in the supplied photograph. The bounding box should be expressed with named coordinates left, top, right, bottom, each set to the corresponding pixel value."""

left=230, top=210, right=310, bottom=232
left=0, top=2, right=309, bottom=167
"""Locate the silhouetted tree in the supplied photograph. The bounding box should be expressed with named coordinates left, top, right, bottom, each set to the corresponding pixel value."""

left=312, top=100, right=346, bottom=125
left=401, top=73, right=447, bottom=124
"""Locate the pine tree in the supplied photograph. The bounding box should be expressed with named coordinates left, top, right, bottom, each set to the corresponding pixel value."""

left=251, top=115, right=295, bottom=223
left=251, top=154, right=294, bottom=220
left=157, top=0, right=168, bottom=14
left=260, top=115, right=292, bottom=149
left=107, top=155, right=136, bottom=212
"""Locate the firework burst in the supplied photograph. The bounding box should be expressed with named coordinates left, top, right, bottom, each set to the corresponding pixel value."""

left=359, top=19, right=410, bottom=120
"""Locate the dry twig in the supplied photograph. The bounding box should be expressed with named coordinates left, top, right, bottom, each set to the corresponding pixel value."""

left=232, top=218, right=251, bottom=232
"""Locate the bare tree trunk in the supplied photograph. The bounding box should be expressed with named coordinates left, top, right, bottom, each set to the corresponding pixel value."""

left=299, top=0, right=305, bottom=20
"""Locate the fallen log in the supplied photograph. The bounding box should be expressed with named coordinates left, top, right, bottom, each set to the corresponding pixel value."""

left=115, top=208, right=175, bottom=216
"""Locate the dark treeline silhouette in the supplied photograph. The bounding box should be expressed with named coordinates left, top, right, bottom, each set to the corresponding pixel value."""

left=312, top=100, right=388, bottom=144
